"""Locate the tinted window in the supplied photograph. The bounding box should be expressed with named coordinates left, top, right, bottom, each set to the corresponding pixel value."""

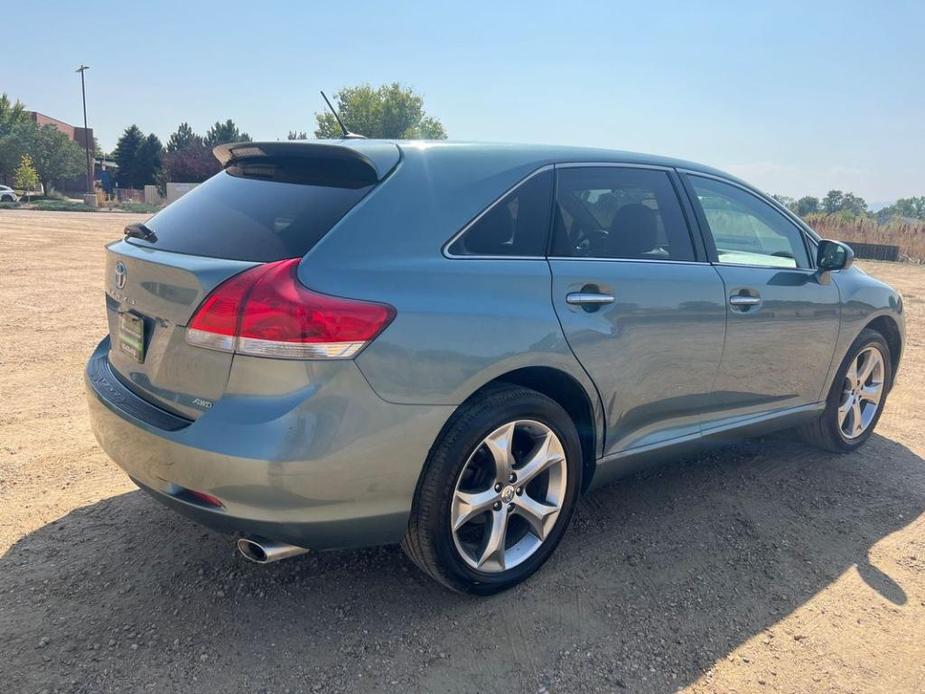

left=551, top=167, right=695, bottom=261
left=448, top=169, right=553, bottom=257
left=689, top=176, right=810, bottom=269
left=132, top=169, right=373, bottom=262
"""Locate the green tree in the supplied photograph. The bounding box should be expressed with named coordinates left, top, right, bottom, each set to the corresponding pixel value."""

left=136, top=133, right=164, bottom=186
left=822, top=190, right=844, bottom=215
left=287, top=130, right=308, bottom=140
left=113, top=125, right=163, bottom=188
left=166, top=122, right=203, bottom=152
left=0, top=122, right=35, bottom=185
left=13, top=153, right=38, bottom=201
left=29, top=124, right=84, bottom=193
left=314, top=83, right=447, bottom=139
left=772, top=194, right=795, bottom=211
left=882, top=196, right=925, bottom=221
left=822, top=190, right=868, bottom=217
left=113, top=125, right=145, bottom=188
left=840, top=192, right=868, bottom=216
left=204, top=119, right=251, bottom=147
left=0, top=93, right=29, bottom=137
left=0, top=94, right=35, bottom=184
left=795, top=196, right=820, bottom=216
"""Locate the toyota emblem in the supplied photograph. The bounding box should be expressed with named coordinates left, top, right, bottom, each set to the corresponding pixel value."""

left=114, top=261, right=127, bottom=289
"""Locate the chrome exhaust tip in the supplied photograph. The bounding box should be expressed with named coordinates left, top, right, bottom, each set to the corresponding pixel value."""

left=236, top=537, right=309, bottom=564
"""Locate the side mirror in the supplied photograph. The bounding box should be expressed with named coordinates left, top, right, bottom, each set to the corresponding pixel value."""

left=817, top=239, right=854, bottom=272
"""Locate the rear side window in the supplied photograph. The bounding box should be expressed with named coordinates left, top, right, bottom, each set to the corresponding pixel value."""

left=132, top=167, right=373, bottom=262
left=447, top=169, right=553, bottom=257
left=551, top=167, right=695, bottom=261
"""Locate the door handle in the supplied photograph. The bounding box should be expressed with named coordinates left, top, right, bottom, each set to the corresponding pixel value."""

left=566, top=292, right=615, bottom=306
left=728, top=294, right=761, bottom=307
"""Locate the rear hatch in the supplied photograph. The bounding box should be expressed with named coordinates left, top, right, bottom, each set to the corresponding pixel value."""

left=103, top=141, right=400, bottom=419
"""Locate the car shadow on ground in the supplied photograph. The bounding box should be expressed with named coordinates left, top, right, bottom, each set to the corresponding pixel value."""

left=2, top=433, right=923, bottom=693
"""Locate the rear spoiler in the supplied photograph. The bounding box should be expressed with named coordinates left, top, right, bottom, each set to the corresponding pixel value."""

left=212, top=141, right=401, bottom=182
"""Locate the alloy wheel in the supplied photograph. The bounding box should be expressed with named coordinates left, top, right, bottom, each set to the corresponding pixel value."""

left=838, top=346, right=885, bottom=439
left=450, top=420, right=568, bottom=573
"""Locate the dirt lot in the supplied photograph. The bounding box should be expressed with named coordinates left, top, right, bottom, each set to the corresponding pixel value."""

left=1, top=209, right=924, bottom=693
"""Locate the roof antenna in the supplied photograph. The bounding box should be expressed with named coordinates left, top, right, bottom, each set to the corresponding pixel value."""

left=320, top=91, right=366, bottom=139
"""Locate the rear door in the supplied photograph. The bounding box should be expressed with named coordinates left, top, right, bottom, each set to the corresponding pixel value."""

left=104, top=243, right=255, bottom=419
left=682, top=173, right=840, bottom=428
left=549, top=165, right=726, bottom=456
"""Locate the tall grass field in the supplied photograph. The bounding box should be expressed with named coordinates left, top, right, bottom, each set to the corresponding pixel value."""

left=806, top=214, right=925, bottom=262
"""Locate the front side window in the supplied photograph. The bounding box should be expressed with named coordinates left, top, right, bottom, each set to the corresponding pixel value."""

left=551, top=167, right=695, bottom=261
left=689, top=175, right=810, bottom=269
left=447, top=169, right=553, bottom=257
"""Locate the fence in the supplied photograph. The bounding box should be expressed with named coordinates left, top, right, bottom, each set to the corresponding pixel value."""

left=845, top=242, right=901, bottom=262
left=114, top=188, right=144, bottom=203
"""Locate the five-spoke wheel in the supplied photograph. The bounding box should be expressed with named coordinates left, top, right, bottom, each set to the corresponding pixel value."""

left=838, top=346, right=885, bottom=439
left=800, top=328, right=892, bottom=452
left=451, top=420, right=567, bottom=572
left=402, top=385, right=581, bottom=594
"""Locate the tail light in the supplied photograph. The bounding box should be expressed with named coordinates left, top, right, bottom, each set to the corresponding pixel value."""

left=186, top=258, right=395, bottom=359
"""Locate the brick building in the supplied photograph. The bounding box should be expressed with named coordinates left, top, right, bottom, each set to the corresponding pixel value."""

left=27, top=111, right=94, bottom=151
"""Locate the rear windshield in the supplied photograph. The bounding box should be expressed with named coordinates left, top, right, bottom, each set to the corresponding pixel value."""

left=130, top=168, right=374, bottom=262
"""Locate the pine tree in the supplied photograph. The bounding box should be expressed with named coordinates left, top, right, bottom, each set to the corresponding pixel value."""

left=167, top=122, right=203, bottom=152
left=113, top=125, right=145, bottom=188
left=204, top=120, right=251, bottom=147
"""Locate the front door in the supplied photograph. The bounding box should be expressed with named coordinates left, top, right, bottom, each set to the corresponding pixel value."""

left=683, top=173, right=840, bottom=429
left=549, top=165, right=726, bottom=457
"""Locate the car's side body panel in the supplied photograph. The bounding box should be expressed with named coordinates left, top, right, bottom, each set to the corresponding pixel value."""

left=702, top=264, right=841, bottom=426
left=351, top=259, right=575, bottom=403
left=299, top=145, right=608, bottom=457
left=826, top=266, right=905, bottom=389
left=550, top=259, right=727, bottom=455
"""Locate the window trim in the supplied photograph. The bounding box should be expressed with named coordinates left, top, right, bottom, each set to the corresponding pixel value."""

left=441, top=161, right=818, bottom=267
left=442, top=165, right=555, bottom=260
left=679, top=170, right=819, bottom=271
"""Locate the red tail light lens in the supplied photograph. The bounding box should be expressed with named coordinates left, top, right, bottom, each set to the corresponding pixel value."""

left=186, top=259, right=395, bottom=360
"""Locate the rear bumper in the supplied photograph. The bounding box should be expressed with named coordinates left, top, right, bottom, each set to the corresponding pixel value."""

left=85, top=338, right=453, bottom=550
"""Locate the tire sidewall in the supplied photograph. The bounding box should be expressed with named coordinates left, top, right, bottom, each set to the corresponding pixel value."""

left=424, top=389, right=582, bottom=593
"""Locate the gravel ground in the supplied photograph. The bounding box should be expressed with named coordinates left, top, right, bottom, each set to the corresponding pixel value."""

left=1, top=209, right=924, bottom=693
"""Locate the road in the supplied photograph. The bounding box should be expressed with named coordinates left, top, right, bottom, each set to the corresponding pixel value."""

left=1, top=210, right=923, bottom=693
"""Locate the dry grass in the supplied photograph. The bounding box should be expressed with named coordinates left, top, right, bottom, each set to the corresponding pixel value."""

left=807, top=213, right=925, bottom=262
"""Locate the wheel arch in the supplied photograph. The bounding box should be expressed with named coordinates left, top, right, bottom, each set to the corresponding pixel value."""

left=472, top=366, right=601, bottom=491
left=864, top=314, right=902, bottom=389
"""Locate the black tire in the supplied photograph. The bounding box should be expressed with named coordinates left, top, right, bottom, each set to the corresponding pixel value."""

left=402, top=384, right=582, bottom=594
left=799, top=328, right=892, bottom=453
left=0, top=195, right=13, bottom=203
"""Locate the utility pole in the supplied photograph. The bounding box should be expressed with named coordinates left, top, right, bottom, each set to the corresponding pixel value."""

left=75, top=65, right=93, bottom=194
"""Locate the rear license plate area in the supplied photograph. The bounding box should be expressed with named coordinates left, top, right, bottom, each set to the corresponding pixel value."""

left=118, top=312, right=146, bottom=362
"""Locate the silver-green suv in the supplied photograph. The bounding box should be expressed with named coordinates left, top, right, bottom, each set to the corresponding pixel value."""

left=85, top=140, right=904, bottom=593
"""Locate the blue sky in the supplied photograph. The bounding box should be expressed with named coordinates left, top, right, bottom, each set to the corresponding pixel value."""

left=4, top=0, right=923, bottom=202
